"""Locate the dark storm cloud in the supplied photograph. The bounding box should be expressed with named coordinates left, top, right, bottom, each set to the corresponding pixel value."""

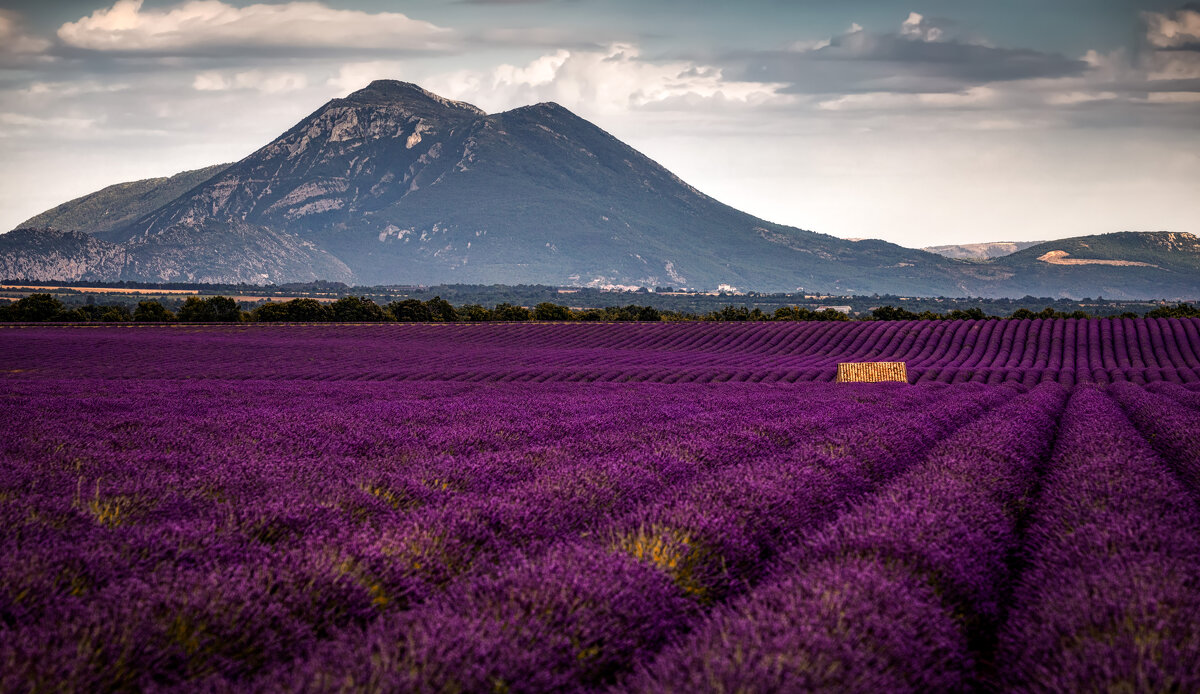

left=723, top=25, right=1090, bottom=95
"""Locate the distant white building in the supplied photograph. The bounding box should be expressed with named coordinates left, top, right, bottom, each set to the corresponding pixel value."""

left=717, top=283, right=740, bottom=294
left=817, top=305, right=853, bottom=314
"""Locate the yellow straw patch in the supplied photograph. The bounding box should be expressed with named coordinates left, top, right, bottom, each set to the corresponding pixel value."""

left=612, top=525, right=720, bottom=601
left=836, top=362, right=908, bottom=383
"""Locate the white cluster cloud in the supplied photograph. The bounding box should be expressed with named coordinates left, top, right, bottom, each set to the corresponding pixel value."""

left=420, top=44, right=787, bottom=117
left=57, top=0, right=454, bottom=54
left=193, top=69, right=308, bottom=94
left=900, top=12, right=946, bottom=43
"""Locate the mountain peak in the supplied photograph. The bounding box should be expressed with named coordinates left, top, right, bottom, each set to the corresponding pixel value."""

left=342, top=80, right=486, bottom=116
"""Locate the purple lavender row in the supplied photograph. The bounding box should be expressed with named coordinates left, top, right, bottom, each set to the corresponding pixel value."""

left=1109, top=381, right=1200, bottom=497
left=3, top=383, right=692, bottom=676
left=601, top=383, right=1015, bottom=603
left=625, top=382, right=1067, bottom=693
left=330, top=383, right=958, bottom=596
left=0, top=382, right=837, bottom=689
left=995, top=386, right=1200, bottom=692
left=271, top=385, right=1015, bottom=693
left=0, top=381, right=970, bottom=691
left=5, top=319, right=1200, bottom=383
left=1146, top=380, right=1200, bottom=410
left=300, top=382, right=961, bottom=617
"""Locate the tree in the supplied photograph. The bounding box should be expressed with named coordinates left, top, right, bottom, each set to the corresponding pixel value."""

left=4, top=293, right=65, bottom=322
left=946, top=308, right=988, bottom=320
left=330, top=296, right=386, bottom=322
left=425, top=296, right=459, bottom=322
left=178, top=297, right=213, bottom=322
left=99, top=305, right=133, bottom=322
left=208, top=296, right=242, bottom=322
left=286, top=298, right=330, bottom=321
left=871, top=305, right=918, bottom=321
left=458, top=304, right=492, bottom=322
left=252, top=301, right=291, bottom=322
left=178, top=296, right=241, bottom=322
left=492, top=302, right=531, bottom=321
left=388, top=299, right=433, bottom=322
left=635, top=305, right=662, bottom=322
left=254, top=298, right=332, bottom=322
left=1146, top=303, right=1200, bottom=319
left=134, top=300, right=174, bottom=322
left=533, top=302, right=571, bottom=321
left=704, top=306, right=761, bottom=321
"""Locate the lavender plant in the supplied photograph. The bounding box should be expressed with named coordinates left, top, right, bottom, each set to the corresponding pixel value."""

left=996, top=386, right=1200, bottom=692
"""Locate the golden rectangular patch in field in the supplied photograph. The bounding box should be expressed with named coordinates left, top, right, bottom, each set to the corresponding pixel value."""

left=836, top=362, right=909, bottom=383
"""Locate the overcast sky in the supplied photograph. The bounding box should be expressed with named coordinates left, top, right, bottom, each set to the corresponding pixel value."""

left=1, top=0, right=1197, bottom=247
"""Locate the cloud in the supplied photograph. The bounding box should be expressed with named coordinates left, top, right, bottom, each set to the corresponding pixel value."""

left=727, top=13, right=1088, bottom=95
left=1144, top=7, right=1200, bottom=49
left=1139, top=8, right=1200, bottom=82
left=193, top=70, right=308, bottom=94
left=57, top=0, right=455, bottom=56
left=899, top=12, right=949, bottom=43
left=816, top=86, right=999, bottom=111
left=419, top=44, right=787, bottom=117
left=0, top=10, right=52, bottom=55
left=0, top=112, right=96, bottom=136
left=20, top=81, right=130, bottom=97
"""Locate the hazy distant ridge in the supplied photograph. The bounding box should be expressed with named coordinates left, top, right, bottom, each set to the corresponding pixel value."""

left=923, top=241, right=1044, bottom=260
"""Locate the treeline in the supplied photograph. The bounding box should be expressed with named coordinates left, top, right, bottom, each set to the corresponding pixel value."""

left=3, top=293, right=1200, bottom=323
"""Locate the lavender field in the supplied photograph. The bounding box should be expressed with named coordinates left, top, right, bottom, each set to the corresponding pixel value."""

left=2, top=319, right=1200, bottom=692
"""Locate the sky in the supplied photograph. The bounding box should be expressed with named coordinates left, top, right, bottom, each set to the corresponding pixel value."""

left=0, top=0, right=1197, bottom=248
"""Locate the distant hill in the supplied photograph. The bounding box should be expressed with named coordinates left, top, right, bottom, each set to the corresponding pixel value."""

left=923, top=241, right=1043, bottom=260
left=1, top=81, right=1198, bottom=299
left=982, top=232, right=1200, bottom=299
left=18, top=164, right=230, bottom=237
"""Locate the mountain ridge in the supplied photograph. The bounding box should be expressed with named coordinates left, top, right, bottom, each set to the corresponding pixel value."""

left=2, top=80, right=1198, bottom=299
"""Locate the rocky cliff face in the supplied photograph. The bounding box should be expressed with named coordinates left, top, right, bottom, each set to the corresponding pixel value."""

left=0, top=225, right=353, bottom=284
left=0, top=229, right=127, bottom=282
left=131, top=82, right=485, bottom=242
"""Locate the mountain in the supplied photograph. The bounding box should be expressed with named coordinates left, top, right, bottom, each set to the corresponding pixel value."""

left=18, top=164, right=231, bottom=237
left=982, top=231, right=1200, bottom=299
left=0, top=81, right=967, bottom=292
left=2, top=80, right=1198, bottom=299
left=923, top=241, right=1043, bottom=261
